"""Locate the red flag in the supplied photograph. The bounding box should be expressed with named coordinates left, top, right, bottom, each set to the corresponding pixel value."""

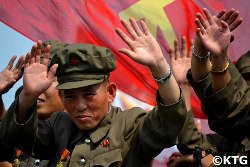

left=1, top=0, right=249, bottom=118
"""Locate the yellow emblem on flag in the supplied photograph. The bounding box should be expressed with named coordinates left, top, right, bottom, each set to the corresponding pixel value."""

left=119, top=0, right=176, bottom=48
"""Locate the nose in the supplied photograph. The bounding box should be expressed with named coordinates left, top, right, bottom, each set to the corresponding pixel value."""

left=75, top=97, right=87, bottom=112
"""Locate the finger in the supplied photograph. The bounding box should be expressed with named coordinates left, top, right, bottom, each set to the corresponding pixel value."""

left=41, top=45, right=51, bottom=66
left=226, top=10, right=239, bottom=25
left=174, top=39, right=181, bottom=59
left=195, top=19, right=206, bottom=35
left=168, top=48, right=175, bottom=63
left=220, top=8, right=235, bottom=21
left=196, top=28, right=204, bottom=41
left=216, top=9, right=226, bottom=19
left=115, top=28, right=134, bottom=50
left=171, top=152, right=183, bottom=157
left=129, top=18, right=143, bottom=36
left=35, top=40, right=42, bottom=63
left=15, top=56, right=25, bottom=70
left=229, top=18, right=243, bottom=32
left=140, top=20, right=150, bottom=36
left=6, top=55, right=17, bottom=70
left=221, top=20, right=229, bottom=33
left=30, top=44, right=37, bottom=64
left=47, top=64, right=58, bottom=81
left=203, top=8, right=215, bottom=25
left=181, top=36, right=187, bottom=58
left=118, top=48, right=137, bottom=60
left=120, top=19, right=138, bottom=40
left=24, top=52, right=31, bottom=68
left=196, top=14, right=208, bottom=29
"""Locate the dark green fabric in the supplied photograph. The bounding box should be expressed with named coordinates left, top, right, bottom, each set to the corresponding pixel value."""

left=236, top=50, right=250, bottom=75
left=49, top=43, right=116, bottom=89
left=1, top=93, right=187, bottom=166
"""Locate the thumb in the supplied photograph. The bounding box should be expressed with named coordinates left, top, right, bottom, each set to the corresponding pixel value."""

left=47, top=64, right=58, bottom=81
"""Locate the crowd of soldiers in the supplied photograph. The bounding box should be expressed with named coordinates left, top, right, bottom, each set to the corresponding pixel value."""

left=0, top=7, right=249, bottom=167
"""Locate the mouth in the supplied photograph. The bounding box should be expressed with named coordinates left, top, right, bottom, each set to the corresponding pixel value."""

left=37, top=98, right=45, bottom=105
left=75, top=115, right=92, bottom=122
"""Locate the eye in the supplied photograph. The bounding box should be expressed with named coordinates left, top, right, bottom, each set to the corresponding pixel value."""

left=83, top=92, right=96, bottom=98
left=64, top=94, right=75, bottom=101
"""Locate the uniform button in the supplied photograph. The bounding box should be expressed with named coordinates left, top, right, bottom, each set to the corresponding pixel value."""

left=34, top=159, right=41, bottom=166
left=84, top=138, right=91, bottom=144
left=78, top=158, right=86, bottom=165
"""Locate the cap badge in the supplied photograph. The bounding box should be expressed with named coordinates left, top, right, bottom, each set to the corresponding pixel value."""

left=69, top=57, right=80, bottom=66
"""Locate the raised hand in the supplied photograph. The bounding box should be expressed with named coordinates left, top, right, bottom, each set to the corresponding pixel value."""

left=0, top=55, right=24, bottom=94
left=215, top=8, right=243, bottom=34
left=195, top=8, right=232, bottom=57
left=169, top=37, right=192, bottom=84
left=115, top=18, right=166, bottom=73
left=22, top=41, right=58, bottom=99
left=115, top=18, right=181, bottom=104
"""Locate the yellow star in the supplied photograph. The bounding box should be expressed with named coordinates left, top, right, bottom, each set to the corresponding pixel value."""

left=119, top=0, right=176, bottom=48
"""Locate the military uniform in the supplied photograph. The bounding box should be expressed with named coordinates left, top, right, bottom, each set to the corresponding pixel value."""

left=187, top=59, right=250, bottom=153
left=0, top=40, right=67, bottom=166
left=2, top=97, right=186, bottom=166
left=0, top=43, right=187, bottom=166
left=0, top=120, right=15, bottom=162
left=176, top=110, right=213, bottom=155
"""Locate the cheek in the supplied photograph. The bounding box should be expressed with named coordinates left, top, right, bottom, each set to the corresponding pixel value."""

left=62, top=101, right=75, bottom=113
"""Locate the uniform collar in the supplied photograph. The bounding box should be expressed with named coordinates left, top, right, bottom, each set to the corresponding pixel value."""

left=87, top=107, right=113, bottom=143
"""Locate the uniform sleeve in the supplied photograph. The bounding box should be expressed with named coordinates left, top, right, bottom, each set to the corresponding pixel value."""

left=177, top=110, right=209, bottom=155
left=0, top=97, right=56, bottom=158
left=126, top=91, right=187, bottom=160
left=203, top=79, right=250, bottom=142
left=203, top=61, right=250, bottom=142
left=0, top=97, right=38, bottom=153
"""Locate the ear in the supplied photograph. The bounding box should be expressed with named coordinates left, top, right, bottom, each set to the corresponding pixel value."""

left=107, top=82, right=117, bottom=103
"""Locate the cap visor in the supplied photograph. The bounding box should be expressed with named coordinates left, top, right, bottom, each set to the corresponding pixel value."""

left=56, top=79, right=104, bottom=89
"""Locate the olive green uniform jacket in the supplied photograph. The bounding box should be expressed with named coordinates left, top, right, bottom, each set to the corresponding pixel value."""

left=176, top=109, right=211, bottom=155
left=0, top=93, right=186, bottom=167
left=187, top=61, right=250, bottom=152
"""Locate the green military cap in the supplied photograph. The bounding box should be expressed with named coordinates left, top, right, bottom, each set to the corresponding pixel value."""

left=236, top=51, right=250, bottom=75
left=42, top=40, right=68, bottom=65
left=50, top=43, right=116, bottom=89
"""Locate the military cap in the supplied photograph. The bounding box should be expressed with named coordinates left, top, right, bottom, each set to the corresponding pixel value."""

left=236, top=51, right=250, bottom=75
left=41, top=40, right=68, bottom=65
left=50, top=43, right=116, bottom=89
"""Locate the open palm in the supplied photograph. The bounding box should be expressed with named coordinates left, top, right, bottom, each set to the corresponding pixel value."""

left=115, top=18, right=164, bottom=69
left=0, top=56, right=24, bottom=94
left=23, top=41, right=57, bottom=98
left=195, top=8, right=233, bottom=57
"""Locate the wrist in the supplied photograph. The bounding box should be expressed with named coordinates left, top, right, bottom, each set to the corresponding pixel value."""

left=150, top=59, right=169, bottom=78
left=194, top=38, right=208, bottom=56
left=153, top=65, right=172, bottom=84
left=210, top=59, right=229, bottom=75
left=192, top=45, right=210, bottom=61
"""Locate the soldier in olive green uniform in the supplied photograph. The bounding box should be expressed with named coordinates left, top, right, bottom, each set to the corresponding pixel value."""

left=0, top=19, right=187, bottom=166
left=0, top=55, right=24, bottom=166
left=188, top=7, right=249, bottom=163
left=0, top=40, right=67, bottom=167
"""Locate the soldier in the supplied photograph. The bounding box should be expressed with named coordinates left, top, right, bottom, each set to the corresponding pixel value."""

left=0, top=19, right=187, bottom=166
left=0, top=55, right=24, bottom=167
left=187, top=7, right=250, bottom=164
left=236, top=51, right=250, bottom=85
left=0, top=40, right=66, bottom=167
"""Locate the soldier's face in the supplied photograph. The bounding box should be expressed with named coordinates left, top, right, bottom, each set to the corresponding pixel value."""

left=37, top=79, right=65, bottom=120
left=59, top=81, right=116, bottom=131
